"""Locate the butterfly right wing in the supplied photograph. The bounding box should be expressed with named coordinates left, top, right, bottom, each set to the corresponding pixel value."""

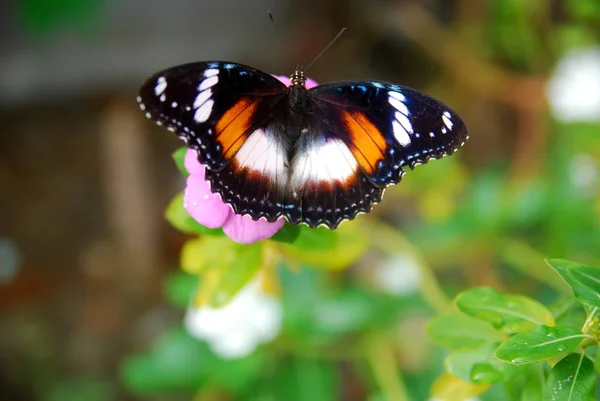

left=138, top=61, right=287, bottom=171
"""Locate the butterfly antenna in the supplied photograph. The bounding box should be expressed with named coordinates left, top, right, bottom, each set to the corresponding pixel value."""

left=267, top=10, right=292, bottom=65
left=304, top=27, right=347, bottom=72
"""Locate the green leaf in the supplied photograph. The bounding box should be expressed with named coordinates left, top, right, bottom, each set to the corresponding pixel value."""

left=165, top=192, right=224, bottom=236
left=172, top=146, right=189, bottom=176
left=546, top=259, right=600, bottom=308
left=280, top=222, right=368, bottom=270
left=445, top=343, right=521, bottom=385
left=266, top=357, right=339, bottom=401
left=522, top=366, right=544, bottom=401
left=180, top=236, right=263, bottom=307
left=544, top=353, right=596, bottom=401
left=181, top=236, right=236, bottom=274
left=454, top=287, right=555, bottom=333
left=495, top=326, right=585, bottom=365
left=163, top=271, right=198, bottom=309
left=292, top=226, right=338, bottom=250
left=17, top=0, right=101, bottom=37
left=427, top=315, right=506, bottom=350
left=270, top=223, right=301, bottom=244
left=120, top=326, right=210, bottom=394
left=199, top=242, right=263, bottom=307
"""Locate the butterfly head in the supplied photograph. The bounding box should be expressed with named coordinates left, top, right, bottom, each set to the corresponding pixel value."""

left=290, top=66, right=306, bottom=87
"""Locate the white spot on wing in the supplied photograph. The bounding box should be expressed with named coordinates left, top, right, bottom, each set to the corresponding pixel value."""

left=154, top=76, right=167, bottom=96
left=199, top=75, right=218, bottom=91
left=388, top=96, right=410, bottom=116
left=389, top=91, right=406, bottom=102
left=392, top=120, right=411, bottom=146
left=193, top=89, right=212, bottom=109
left=204, top=68, right=219, bottom=77
left=194, top=99, right=214, bottom=122
left=292, top=138, right=357, bottom=186
left=395, top=112, right=413, bottom=134
left=442, top=114, right=454, bottom=130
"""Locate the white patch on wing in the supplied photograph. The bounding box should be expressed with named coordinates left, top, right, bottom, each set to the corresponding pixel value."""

left=194, top=99, right=214, bottom=122
left=199, top=75, right=218, bottom=91
left=388, top=96, right=409, bottom=116
left=292, top=138, right=357, bottom=187
left=389, top=91, right=406, bottom=102
left=193, top=89, right=212, bottom=109
left=395, top=112, right=413, bottom=134
left=442, top=113, right=453, bottom=130
left=154, top=76, right=167, bottom=96
left=235, top=128, right=287, bottom=185
left=204, top=68, right=219, bottom=77
left=392, top=120, right=411, bottom=146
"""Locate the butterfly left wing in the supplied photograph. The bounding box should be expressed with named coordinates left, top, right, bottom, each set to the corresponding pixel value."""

left=138, top=61, right=287, bottom=171
left=309, top=81, right=469, bottom=188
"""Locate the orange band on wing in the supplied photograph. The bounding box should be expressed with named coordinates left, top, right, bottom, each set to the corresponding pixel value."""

left=340, top=111, right=387, bottom=174
left=216, top=98, right=258, bottom=159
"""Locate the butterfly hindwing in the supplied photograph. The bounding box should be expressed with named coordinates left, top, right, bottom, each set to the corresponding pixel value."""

left=310, top=81, right=469, bottom=187
left=138, top=62, right=287, bottom=171
left=139, top=63, right=470, bottom=229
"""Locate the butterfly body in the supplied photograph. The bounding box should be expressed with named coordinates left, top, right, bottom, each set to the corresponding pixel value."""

left=138, top=61, right=468, bottom=228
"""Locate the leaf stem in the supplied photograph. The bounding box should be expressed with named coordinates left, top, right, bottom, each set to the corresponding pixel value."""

left=364, top=335, right=410, bottom=401
left=580, top=306, right=600, bottom=348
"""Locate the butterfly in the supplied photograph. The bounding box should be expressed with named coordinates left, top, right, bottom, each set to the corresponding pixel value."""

left=137, top=61, right=469, bottom=229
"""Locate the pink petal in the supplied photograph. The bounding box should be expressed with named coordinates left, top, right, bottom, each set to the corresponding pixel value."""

left=222, top=214, right=285, bottom=244
left=273, top=75, right=318, bottom=89
left=184, top=175, right=231, bottom=228
left=305, top=78, right=319, bottom=89
left=274, top=75, right=291, bottom=87
left=184, top=149, right=206, bottom=176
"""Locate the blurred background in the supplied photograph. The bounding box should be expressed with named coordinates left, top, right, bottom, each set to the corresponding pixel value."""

left=2, top=0, right=600, bottom=400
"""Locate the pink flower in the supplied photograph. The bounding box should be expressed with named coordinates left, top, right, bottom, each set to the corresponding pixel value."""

left=183, top=74, right=318, bottom=244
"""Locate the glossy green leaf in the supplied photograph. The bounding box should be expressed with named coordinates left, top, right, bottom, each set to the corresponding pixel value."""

left=546, top=259, right=600, bottom=308
left=427, top=315, right=506, bottom=350
left=445, top=343, right=521, bottom=385
left=165, top=192, right=223, bottom=236
left=172, top=146, right=189, bottom=176
left=544, top=353, right=596, bottom=401
left=454, top=287, right=555, bottom=333
left=495, top=326, right=585, bottom=365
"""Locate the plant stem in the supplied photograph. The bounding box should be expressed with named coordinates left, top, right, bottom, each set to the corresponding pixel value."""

left=580, top=306, right=600, bottom=348
left=364, top=335, right=410, bottom=401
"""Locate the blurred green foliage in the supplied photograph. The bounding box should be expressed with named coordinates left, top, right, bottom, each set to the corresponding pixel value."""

left=11, top=0, right=600, bottom=399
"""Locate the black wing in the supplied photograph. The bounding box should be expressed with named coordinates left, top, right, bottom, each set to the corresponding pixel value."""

left=309, top=81, right=469, bottom=187
left=138, top=61, right=287, bottom=171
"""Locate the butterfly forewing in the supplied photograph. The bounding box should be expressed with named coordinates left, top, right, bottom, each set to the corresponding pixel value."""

left=310, top=81, right=469, bottom=187
left=138, top=63, right=469, bottom=229
left=138, top=62, right=287, bottom=171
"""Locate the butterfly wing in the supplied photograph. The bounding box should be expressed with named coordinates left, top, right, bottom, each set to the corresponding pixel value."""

left=309, top=81, right=469, bottom=187
left=138, top=61, right=287, bottom=171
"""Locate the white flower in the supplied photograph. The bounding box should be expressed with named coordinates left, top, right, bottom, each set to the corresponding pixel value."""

left=546, top=47, right=600, bottom=122
left=373, top=255, right=421, bottom=296
left=184, top=278, right=282, bottom=359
